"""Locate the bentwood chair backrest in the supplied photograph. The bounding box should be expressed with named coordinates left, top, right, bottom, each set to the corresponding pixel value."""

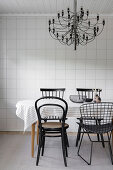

left=40, top=88, right=65, bottom=99
left=35, top=96, right=68, bottom=125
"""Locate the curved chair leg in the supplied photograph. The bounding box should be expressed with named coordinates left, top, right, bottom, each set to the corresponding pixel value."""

left=36, top=132, right=42, bottom=166
left=61, top=130, right=67, bottom=167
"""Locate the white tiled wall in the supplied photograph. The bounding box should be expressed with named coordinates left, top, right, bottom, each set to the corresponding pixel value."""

left=0, top=16, right=113, bottom=131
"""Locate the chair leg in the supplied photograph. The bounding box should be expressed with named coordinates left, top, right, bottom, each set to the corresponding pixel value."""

left=65, top=130, right=69, bottom=147
left=36, top=132, right=42, bottom=166
left=107, top=132, right=113, bottom=165
left=100, top=134, right=105, bottom=148
left=97, top=133, right=100, bottom=141
left=78, top=132, right=93, bottom=165
left=61, top=130, right=67, bottom=167
left=64, top=132, right=68, bottom=157
left=41, top=134, right=45, bottom=156
left=76, top=125, right=81, bottom=147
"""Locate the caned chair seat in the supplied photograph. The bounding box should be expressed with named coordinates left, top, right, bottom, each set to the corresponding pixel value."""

left=42, top=122, right=69, bottom=129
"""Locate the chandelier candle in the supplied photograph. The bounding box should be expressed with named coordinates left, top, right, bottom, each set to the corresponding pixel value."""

left=48, top=0, right=105, bottom=50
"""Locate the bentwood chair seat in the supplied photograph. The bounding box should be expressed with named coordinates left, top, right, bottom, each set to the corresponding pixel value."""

left=42, top=122, right=69, bottom=130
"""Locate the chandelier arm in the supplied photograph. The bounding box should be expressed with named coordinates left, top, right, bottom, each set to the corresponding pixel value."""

left=49, top=31, right=60, bottom=40
left=52, top=22, right=68, bottom=29
left=78, top=32, right=91, bottom=44
left=63, top=28, right=72, bottom=37
left=78, top=36, right=87, bottom=46
left=58, top=20, right=71, bottom=29
left=79, top=40, right=87, bottom=46
left=78, top=20, right=99, bottom=29
left=59, top=40, right=67, bottom=45
left=77, top=23, right=103, bottom=35
left=58, top=16, right=73, bottom=23
left=78, top=24, right=104, bottom=37
left=77, top=25, right=94, bottom=32
left=85, top=37, right=96, bottom=44
left=79, top=34, right=95, bottom=45
left=77, top=27, right=95, bottom=36
left=96, top=27, right=104, bottom=36
left=52, top=22, right=68, bottom=27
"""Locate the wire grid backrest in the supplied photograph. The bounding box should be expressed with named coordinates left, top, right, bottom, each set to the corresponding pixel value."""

left=40, top=88, right=65, bottom=99
left=35, top=96, right=68, bottom=124
left=80, top=102, right=113, bottom=125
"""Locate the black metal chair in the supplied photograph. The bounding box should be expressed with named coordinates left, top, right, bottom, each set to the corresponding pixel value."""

left=35, top=96, right=69, bottom=167
left=75, top=88, right=102, bottom=147
left=40, top=88, right=65, bottom=99
left=77, top=102, right=113, bottom=165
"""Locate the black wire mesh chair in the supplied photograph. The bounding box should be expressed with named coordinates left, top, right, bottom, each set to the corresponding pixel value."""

left=77, top=102, right=113, bottom=165
left=35, top=96, right=69, bottom=167
left=75, top=88, right=102, bottom=147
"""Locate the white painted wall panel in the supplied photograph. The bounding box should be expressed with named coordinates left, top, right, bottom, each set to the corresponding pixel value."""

left=0, top=16, right=113, bottom=132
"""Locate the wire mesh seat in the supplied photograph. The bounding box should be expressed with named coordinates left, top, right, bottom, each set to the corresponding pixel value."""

left=77, top=102, right=113, bottom=165
left=35, top=96, right=69, bottom=167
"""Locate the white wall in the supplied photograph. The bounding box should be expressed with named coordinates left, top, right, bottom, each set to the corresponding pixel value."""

left=0, top=16, right=113, bottom=131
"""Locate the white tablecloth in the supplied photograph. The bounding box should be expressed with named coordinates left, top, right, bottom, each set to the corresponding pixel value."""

left=16, top=100, right=81, bottom=131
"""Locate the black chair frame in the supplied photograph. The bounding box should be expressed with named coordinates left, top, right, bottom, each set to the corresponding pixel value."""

left=76, top=88, right=102, bottom=147
left=76, top=88, right=102, bottom=102
left=77, top=102, right=113, bottom=165
left=35, top=96, right=69, bottom=167
left=40, top=88, right=65, bottom=99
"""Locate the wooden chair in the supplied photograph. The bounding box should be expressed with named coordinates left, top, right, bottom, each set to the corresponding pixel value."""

left=76, top=88, right=102, bottom=102
left=40, top=88, right=65, bottom=99
left=35, top=96, right=69, bottom=166
left=37, top=88, right=66, bottom=145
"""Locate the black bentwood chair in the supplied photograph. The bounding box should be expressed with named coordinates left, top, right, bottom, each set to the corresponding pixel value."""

left=35, top=96, right=69, bottom=167
left=77, top=102, right=113, bottom=165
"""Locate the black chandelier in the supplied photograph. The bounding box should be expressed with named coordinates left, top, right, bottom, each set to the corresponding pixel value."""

left=48, top=0, right=105, bottom=50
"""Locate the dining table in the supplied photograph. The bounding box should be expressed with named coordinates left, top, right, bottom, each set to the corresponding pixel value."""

left=16, top=100, right=113, bottom=158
